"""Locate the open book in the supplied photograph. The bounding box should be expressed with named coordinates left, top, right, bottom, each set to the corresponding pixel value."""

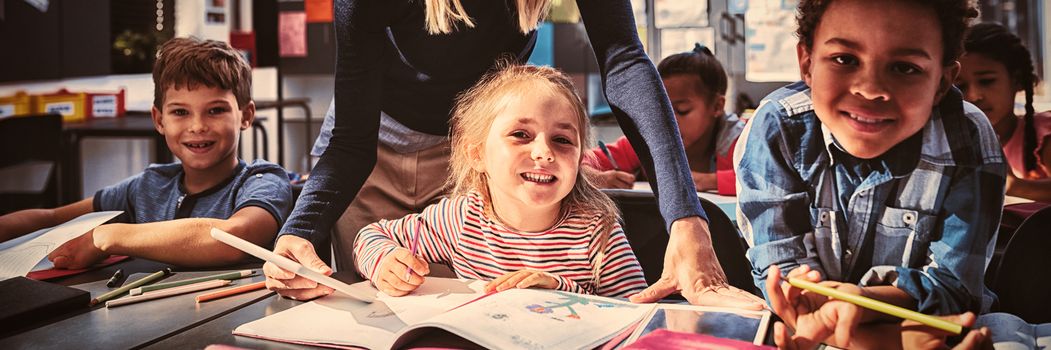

left=234, top=277, right=654, bottom=350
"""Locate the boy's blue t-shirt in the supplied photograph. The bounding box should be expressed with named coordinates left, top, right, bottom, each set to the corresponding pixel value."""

left=735, top=81, right=1006, bottom=315
left=93, top=160, right=293, bottom=232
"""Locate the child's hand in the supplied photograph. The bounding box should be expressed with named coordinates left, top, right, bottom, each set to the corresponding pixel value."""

left=593, top=169, right=635, bottom=189
left=48, top=230, right=109, bottom=269
left=485, top=270, right=559, bottom=293
left=767, top=264, right=864, bottom=349
left=902, top=312, right=992, bottom=350
left=374, top=248, right=429, bottom=297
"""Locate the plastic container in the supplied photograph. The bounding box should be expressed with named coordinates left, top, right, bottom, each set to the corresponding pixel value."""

left=0, top=91, right=37, bottom=118
left=36, top=89, right=88, bottom=122
left=86, top=89, right=125, bottom=118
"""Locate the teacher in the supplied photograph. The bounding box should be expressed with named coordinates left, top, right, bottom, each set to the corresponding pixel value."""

left=264, top=0, right=762, bottom=308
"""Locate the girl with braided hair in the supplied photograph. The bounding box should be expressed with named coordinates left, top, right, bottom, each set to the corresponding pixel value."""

left=958, top=22, right=1051, bottom=202
left=585, top=44, right=744, bottom=195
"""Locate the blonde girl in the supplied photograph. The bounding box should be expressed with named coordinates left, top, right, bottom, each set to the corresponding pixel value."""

left=352, top=63, right=647, bottom=298
left=268, top=0, right=762, bottom=310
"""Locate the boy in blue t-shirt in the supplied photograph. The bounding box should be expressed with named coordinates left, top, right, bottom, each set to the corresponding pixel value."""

left=0, top=37, right=292, bottom=268
left=735, top=0, right=1004, bottom=348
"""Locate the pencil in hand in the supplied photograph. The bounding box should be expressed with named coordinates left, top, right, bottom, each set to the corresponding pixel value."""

left=786, top=277, right=967, bottom=335
left=404, top=217, right=424, bottom=281
left=597, top=140, right=621, bottom=170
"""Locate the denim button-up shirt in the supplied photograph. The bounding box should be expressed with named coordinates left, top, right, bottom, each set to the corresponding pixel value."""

left=734, top=81, right=1006, bottom=314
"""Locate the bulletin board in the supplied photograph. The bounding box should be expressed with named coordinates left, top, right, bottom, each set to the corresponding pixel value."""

left=744, top=0, right=800, bottom=82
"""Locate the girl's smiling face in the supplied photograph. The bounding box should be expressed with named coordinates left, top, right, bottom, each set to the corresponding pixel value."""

left=798, top=0, right=959, bottom=159
left=470, top=85, right=582, bottom=227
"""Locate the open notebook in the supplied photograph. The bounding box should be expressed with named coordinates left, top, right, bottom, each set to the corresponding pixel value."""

left=234, top=277, right=654, bottom=350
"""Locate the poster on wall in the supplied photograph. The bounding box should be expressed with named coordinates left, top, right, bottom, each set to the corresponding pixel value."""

left=305, top=0, right=333, bottom=23
left=175, top=0, right=230, bottom=42
left=205, top=0, right=226, bottom=25
left=279, top=11, right=308, bottom=57
left=654, top=0, right=708, bottom=28
left=660, top=27, right=715, bottom=60
left=744, top=0, right=799, bottom=82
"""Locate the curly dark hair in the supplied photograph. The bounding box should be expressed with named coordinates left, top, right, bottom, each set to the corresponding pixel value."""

left=796, top=0, right=979, bottom=66
left=965, top=22, right=1041, bottom=172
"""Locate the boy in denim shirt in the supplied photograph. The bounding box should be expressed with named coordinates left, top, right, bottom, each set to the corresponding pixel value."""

left=0, top=38, right=292, bottom=269
left=735, top=0, right=1003, bottom=348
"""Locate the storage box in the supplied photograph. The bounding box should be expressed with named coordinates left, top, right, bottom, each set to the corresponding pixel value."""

left=0, top=91, right=37, bottom=118
left=86, top=89, right=125, bottom=118
left=36, top=89, right=88, bottom=122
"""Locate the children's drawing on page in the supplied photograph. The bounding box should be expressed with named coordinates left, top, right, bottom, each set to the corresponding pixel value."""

left=440, top=289, right=651, bottom=350
left=524, top=291, right=621, bottom=321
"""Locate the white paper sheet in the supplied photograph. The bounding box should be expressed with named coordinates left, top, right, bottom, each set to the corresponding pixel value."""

left=236, top=278, right=486, bottom=349
left=0, top=211, right=121, bottom=280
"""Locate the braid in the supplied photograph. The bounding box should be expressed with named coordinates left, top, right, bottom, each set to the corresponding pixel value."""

left=1024, top=84, right=1037, bottom=172
left=964, top=22, right=1041, bottom=172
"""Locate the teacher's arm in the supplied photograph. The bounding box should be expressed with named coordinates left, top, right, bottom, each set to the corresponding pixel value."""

left=264, top=0, right=392, bottom=300
left=575, top=0, right=762, bottom=308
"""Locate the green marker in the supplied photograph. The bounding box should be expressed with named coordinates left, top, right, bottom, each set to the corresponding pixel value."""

left=787, top=278, right=966, bottom=334
left=129, top=269, right=254, bottom=295
left=90, top=268, right=171, bottom=306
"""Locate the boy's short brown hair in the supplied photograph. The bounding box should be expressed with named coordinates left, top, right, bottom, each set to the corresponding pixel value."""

left=152, top=37, right=252, bottom=109
left=795, top=0, right=979, bottom=66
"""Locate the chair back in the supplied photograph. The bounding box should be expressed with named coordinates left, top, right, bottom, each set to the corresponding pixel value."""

left=0, top=114, right=62, bottom=213
left=603, top=189, right=758, bottom=296
left=990, top=205, right=1051, bottom=323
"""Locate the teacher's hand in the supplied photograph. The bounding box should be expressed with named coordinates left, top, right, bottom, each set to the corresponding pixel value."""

left=629, top=216, right=765, bottom=309
left=263, top=235, right=334, bottom=300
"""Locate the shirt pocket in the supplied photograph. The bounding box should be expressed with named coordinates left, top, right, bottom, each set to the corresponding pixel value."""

left=809, top=207, right=841, bottom=273
left=874, top=206, right=935, bottom=267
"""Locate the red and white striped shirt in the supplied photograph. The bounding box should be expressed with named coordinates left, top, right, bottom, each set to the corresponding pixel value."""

left=355, top=192, right=648, bottom=298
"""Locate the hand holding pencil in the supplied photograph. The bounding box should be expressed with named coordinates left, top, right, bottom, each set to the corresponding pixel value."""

left=765, top=264, right=873, bottom=349
left=373, top=217, right=429, bottom=297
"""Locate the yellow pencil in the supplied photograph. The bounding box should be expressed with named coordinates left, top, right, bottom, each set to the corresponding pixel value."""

left=787, top=278, right=965, bottom=334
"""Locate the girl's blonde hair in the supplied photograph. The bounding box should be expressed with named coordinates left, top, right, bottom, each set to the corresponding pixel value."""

left=448, top=62, right=620, bottom=288
left=424, top=0, right=551, bottom=34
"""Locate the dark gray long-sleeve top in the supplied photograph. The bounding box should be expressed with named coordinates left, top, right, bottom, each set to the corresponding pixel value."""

left=280, top=0, right=706, bottom=243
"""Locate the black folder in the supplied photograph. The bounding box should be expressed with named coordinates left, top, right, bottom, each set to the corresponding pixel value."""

left=0, top=277, right=89, bottom=330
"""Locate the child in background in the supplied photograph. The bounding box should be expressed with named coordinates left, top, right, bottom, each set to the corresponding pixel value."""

left=354, top=63, right=647, bottom=298
left=0, top=37, right=293, bottom=268
left=957, top=22, right=1051, bottom=202
left=586, top=44, right=745, bottom=195
left=734, top=0, right=1002, bottom=348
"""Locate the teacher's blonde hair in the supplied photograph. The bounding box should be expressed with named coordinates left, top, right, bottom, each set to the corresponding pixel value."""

left=425, top=0, right=551, bottom=34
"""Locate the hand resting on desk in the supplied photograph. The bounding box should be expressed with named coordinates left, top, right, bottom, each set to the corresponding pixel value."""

left=263, top=235, right=334, bottom=300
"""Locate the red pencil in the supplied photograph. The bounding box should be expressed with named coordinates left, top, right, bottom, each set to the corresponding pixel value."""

left=195, top=281, right=267, bottom=303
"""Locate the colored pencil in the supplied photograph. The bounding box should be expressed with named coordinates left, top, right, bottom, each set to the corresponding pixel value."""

left=106, top=279, right=231, bottom=308
left=90, top=268, right=171, bottom=306
left=787, top=278, right=966, bottom=334
left=597, top=140, right=621, bottom=170
left=404, top=217, right=423, bottom=281
left=195, top=281, right=267, bottom=303
left=129, top=270, right=254, bottom=295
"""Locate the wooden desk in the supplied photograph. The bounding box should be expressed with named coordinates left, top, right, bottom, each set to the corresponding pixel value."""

left=61, top=114, right=171, bottom=204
